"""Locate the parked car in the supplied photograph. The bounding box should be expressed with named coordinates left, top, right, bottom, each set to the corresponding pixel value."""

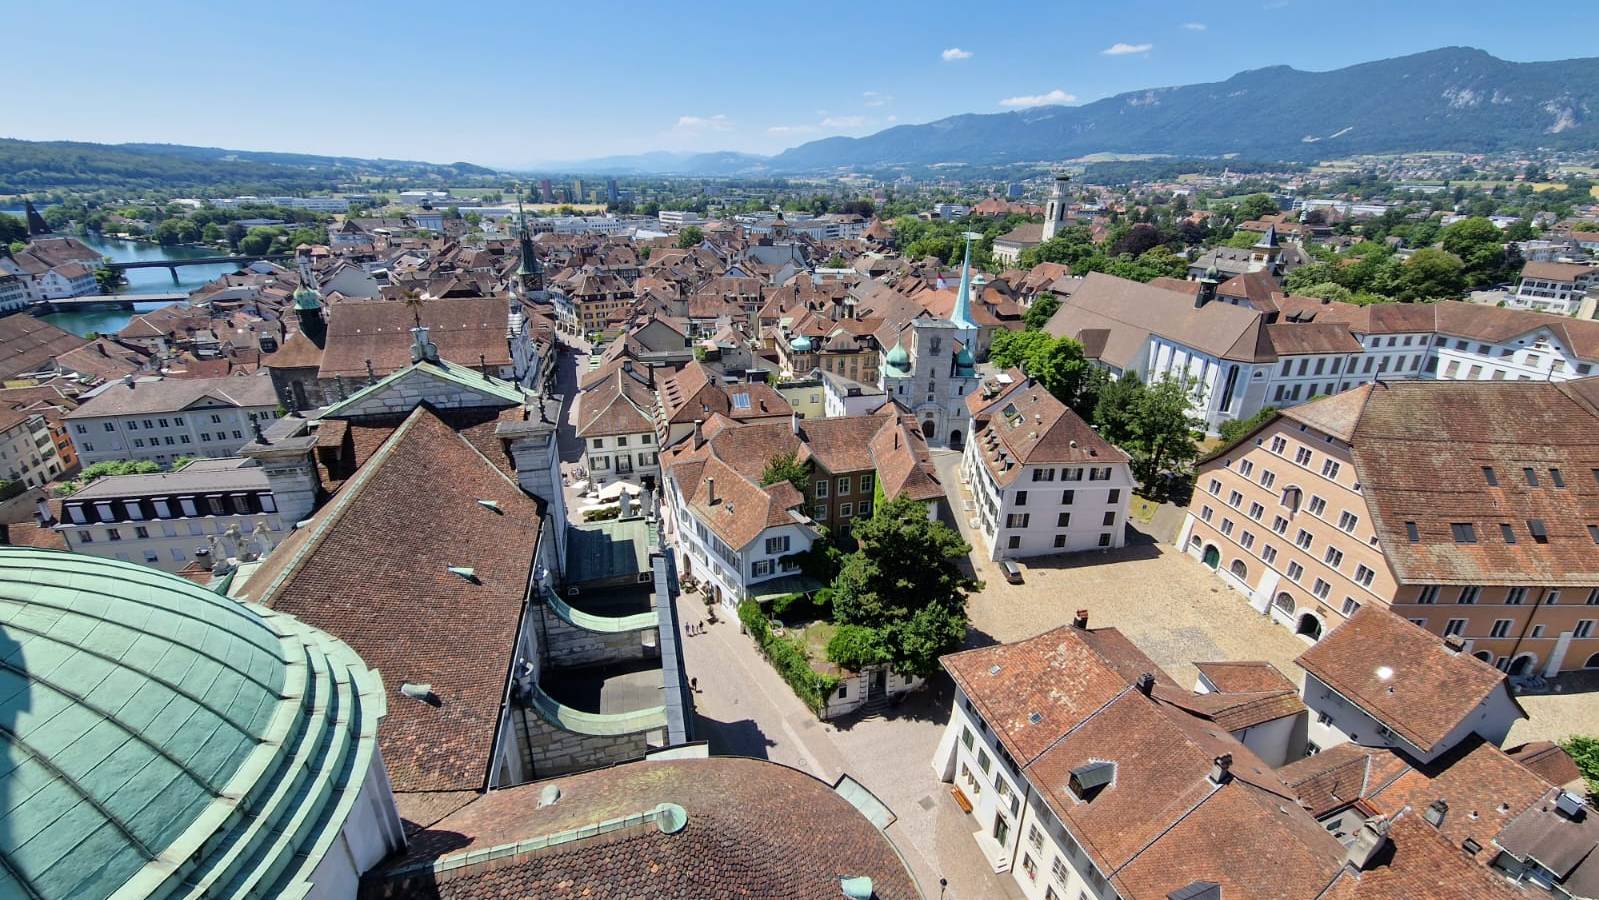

left=1001, top=560, right=1023, bottom=584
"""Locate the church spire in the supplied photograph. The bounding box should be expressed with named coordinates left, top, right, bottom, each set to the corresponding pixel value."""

left=949, top=232, right=979, bottom=332
left=515, top=186, right=543, bottom=292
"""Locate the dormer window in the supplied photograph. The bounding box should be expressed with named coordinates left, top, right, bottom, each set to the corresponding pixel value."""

left=1069, top=760, right=1115, bottom=802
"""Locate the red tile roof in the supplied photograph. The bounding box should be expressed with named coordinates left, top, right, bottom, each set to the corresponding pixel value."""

left=369, top=758, right=919, bottom=899
left=236, top=406, right=541, bottom=794
left=1297, top=607, right=1521, bottom=755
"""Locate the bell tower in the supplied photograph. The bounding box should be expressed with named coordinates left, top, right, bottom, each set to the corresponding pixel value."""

left=1042, top=172, right=1070, bottom=241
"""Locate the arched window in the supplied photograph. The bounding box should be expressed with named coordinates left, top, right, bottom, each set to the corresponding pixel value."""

left=1274, top=592, right=1295, bottom=614
left=1229, top=559, right=1248, bottom=581
left=1190, top=534, right=1202, bottom=548
left=1585, top=652, right=1599, bottom=670
left=1474, top=650, right=1495, bottom=663
left=1507, top=654, right=1538, bottom=676
left=1296, top=613, right=1323, bottom=641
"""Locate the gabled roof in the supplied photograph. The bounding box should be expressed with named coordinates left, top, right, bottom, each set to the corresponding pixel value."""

left=235, top=406, right=542, bottom=794
left=968, top=378, right=1127, bottom=486
left=0, top=315, right=87, bottom=380
left=67, top=373, right=278, bottom=418
left=576, top=365, right=656, bottom=438
left=321, top=356, right=526, bottom=419
left=1296, top=607, right=1521, bottom=755
left=1045, top=273, right=1276, bottom=369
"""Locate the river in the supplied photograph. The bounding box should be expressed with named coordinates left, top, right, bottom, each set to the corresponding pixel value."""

left=4, top=213, right=239, bottom=336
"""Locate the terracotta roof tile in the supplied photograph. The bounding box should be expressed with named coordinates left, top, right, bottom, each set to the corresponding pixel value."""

left=1297, top=607, right=1519, bottom=755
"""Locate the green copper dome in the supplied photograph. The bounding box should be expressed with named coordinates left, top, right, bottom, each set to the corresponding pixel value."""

left=789, top=335, right=813, bottom=352
left=291, top=283, right=321, bottom=310
left=0, top=548, right=392, bottom=900
left=954, top=344, right=976, bottom=376
left=883, top=341, right=911, bottom=378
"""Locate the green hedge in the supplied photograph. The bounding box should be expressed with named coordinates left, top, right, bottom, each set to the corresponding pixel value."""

left=738, top=600, right=841, bottom=715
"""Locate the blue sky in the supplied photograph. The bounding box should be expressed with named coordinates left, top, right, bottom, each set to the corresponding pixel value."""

left=8, top=0, right=1597, bottom=167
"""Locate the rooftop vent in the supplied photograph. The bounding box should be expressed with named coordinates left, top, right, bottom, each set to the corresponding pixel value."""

left=1136, top=673, right=1156, bottom=696
left=448, top=565, right=480, bottom=583
left=1423, top=799, right=1448, bottom=827
left=400, top=682, right=441, bottom=706
left=1208, top=754, right=1233, bottom=786
left=1556, top=790, right=1587, bottom=819
left=988, top=664, right=1002, bottom=676
left=477, top=499, right=503, bottom=513
left=1028, top=712, right=1043, bottom=725
left=539, top=784, right=561, bottom=808
left=1069, top=761, right=1115, bottom=802
left=1346, top=817, right=1391, bottom=871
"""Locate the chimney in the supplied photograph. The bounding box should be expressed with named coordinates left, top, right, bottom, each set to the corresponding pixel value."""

left=1072, top=609, right=1089, bottom=630
left=1345, top=818, right=1391, bottom=871
left=791, top=411, right=801, bottom=435
left=1208, top=754, right=1233, bottom=786
left=705, top=477, right=716, bottom=504
left=1443, top=634, right=1466, bottom=655
left=1422, top=799, right=1448, bottom=828
left=1196, top=280, right=1216, bottom=309
left=1136, top=672, right=1155, bottom=696
left=693, top=418, right=704, bottom=449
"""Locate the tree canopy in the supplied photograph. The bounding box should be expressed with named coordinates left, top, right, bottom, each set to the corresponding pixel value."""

left=760, top=451, right=811, bottom=496
left=829, top=495, right=977, bottom=677
left=1022, top=293, right=1061, bottom=331
left=989, top=330, right=1106, bottom=419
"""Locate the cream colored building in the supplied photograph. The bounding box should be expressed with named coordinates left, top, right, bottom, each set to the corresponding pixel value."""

left=1181, top=379, right=1599, bottom=675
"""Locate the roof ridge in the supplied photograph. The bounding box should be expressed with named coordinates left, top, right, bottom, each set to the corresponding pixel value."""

left=249, top=406, right=433, bottom=604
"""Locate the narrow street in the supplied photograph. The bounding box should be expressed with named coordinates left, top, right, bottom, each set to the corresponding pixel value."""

left=679, top=608, right=1024, bottom=900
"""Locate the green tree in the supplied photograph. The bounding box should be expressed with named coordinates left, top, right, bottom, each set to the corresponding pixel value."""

left=988, top=330, right=1106, bottom=417
left=0, top=213, right=26, bottom=246
left=1394, top=248, right=1466, bottom=302
left=1018, top=227, right=1095, bottom=269
left=1092, top=372, right=1145, bottom=446
left=830, top=495, right=977, bottom=677
left=201, top=223, right=224, bottom=243
left=238, top=227, right=278, bottom=256
left=825, top=624, right=889, bottom=671
left=760, top=451, right=811, bottom=496
left=1124, top=378, right=1200, bottom=491
left=1023, top=293, right=1061, bottom=331
left=153, top=220, right=185, bottom=245
left=1236, top=193, right=1279, bottom=221
left=1440, top=216, right=1511, bottom=288
left=676, top=225, right=704, bottom=249
left=1295, top=281, right=1354, bottom=304
left=224, top=222, right=247, bottom=250
left=93, top=264, right=125, bottom=294
left=1217, top=406, right=1277, bottom=445
left=1562, top=736, right=1599, bottom=798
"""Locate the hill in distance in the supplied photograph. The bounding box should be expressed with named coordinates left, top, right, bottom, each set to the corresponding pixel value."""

left=768, top=47, right=1599, bottom=172
left=0, top=138, right=498, bottom=194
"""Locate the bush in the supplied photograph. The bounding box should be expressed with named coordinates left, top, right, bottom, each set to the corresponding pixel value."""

left=1563, top=736, right=1599, bottom=798
left=826, top=624, right=889, bottom=672
left=582, top=505, right=621, bottom=522
left=739, top=600, right=840, bottom=715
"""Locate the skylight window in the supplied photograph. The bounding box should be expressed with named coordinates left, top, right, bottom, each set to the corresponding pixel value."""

left=1405, top=521, right=1419, bottom=542
left=731, top=392, right=751, bottom=410
left=1450, top=523, right=1477, bottom=544
left=1527, top=519, right=1549, bottom=544
left=1481, top=466, right=1498, bottom=486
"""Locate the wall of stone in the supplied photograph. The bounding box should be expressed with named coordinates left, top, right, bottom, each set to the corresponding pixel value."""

left=539, top=609, right=656, bottom=667
left=520, top=709, right=651, bottom=777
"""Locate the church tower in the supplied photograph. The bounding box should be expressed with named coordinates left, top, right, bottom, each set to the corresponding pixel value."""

left=1041, top=172, right=1070, bottom=241
left=291, top=249, right=326, bottom=349
left=515, top=191, right=545, bottom=297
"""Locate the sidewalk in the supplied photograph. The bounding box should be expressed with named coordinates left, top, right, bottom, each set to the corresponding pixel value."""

left=680, top=610, right=1023, bottom=900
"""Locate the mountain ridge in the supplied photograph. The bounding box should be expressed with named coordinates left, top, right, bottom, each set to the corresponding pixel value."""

left=766, top=47, right=1599, bottom=172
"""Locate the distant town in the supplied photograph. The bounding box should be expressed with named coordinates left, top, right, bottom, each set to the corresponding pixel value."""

left=3, top=111, right=1599, bottom=900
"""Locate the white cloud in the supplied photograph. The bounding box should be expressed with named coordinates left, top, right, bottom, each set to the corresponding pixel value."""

left=1101, top=42, right=1153, bottom=55
left=887, top=115, right=898, bottom=123
left=767, top=124, right=817, bottom=135
left=999, top=89, right=1077, bottom=109
left=820, top=115, right=867, bottom=128
left=941, top=47, right=973, bottom=62
left=673, top=114, right=732, bottom=131
left=862, top=91, right=893, bottom=107
left=1181, top=22, right=1206, bottom=30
